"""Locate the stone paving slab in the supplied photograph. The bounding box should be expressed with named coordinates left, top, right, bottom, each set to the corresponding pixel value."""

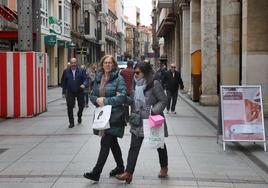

left=0, top=89, right=268, bottom=187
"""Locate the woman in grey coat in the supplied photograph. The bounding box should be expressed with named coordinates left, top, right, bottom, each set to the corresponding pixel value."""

left=116, top=62, right=168, bottom=183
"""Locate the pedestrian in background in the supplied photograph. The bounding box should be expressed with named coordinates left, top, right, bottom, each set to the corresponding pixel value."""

left=61, top=58, right=89, bottom=128
left=81, top=65, right=91, bottom=108
left=154, top=62, right=167, bottom=89
left=84, top=55, right=127, bottom=182
left=163, top=63, right=184, bottom=114
left=61, top=62, right=71, bottom=97
left=120, top=60, right=134, bottom=122
left=89, top=64, right=97, bottom=93
left=116, top=62, right=168, bottom=184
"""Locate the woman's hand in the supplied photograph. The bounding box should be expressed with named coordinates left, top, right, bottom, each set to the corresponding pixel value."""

left=96, top=97, right=105, bottom=107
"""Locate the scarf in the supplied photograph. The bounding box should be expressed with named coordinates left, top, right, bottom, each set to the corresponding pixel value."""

left=134, top=77, right=146, bottom=111
left=99, top=74, right=110, bottom=97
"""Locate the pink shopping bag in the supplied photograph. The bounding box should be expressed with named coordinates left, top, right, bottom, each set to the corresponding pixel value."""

left=149, top=115, right=164, bottom=128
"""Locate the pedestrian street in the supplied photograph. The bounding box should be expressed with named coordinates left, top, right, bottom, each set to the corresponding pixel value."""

left=0, top=88, right=268, bottom=187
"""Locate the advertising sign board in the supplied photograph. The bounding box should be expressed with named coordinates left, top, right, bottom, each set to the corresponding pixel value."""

left=220, top=85, right=266, bottom=151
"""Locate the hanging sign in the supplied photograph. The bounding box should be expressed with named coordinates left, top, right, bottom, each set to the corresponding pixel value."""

left=49, top=16, right=62, bottom=35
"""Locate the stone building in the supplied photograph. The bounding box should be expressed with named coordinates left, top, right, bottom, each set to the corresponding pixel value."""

left=84, top=0, right=100, bottom=64
left=106, top=1, right=117, bottom=56
left=124, top=6, right=141, bottom=60
left=41, top=0, right=71, bottom=86
left=153, top=0, right=268, bottom=115
left=124, top=19, right=135, bottom=60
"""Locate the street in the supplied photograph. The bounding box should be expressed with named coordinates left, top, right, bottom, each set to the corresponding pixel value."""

left=0, top=88, right=268, bottom=187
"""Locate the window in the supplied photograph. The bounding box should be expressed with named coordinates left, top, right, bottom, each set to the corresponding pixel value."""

left=59, top=1, right=62, bottom=20
left=84, top=11, right=90, bottom=34
left=97, top=21, right=102, bottom=41
left=63, top=0, right=71, bottom=36
left=41, top=0, right=48, bottom=27
left=64, top=1, right=70, bottom=24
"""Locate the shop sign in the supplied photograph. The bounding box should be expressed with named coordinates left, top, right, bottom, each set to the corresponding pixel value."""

left=44, top=35, right=57, bottom=46
left=57, top=40, right=66, bottom=48
left=0, top=40, right=11, bottom=50
left=67, top=41, right=76, bottom=48
left=49, top=16, right=62, bottom=35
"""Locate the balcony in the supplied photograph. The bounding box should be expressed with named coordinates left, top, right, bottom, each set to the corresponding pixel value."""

left=156, top=0, right=172, bottom=9
left=156, top=8, right=174, bottom=37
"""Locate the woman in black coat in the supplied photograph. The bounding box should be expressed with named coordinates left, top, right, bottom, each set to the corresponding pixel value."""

left=116, top=62, right=168, bottom=183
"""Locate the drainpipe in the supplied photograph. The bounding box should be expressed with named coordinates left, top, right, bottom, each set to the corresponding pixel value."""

left=239, top=0, right=242, bottom=85
left=172, top=0, right=175, bottom=20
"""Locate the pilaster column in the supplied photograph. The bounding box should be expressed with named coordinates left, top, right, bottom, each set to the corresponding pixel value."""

left=190, top=0, right=201, bottom=54
left=221, top=0, right=240, bottom=85
left=190, top=0, right=201, bottom=100
left=18, top=0, right=33, bottom=51
left=242, top=0, right=268, bottom=115
left=200, top=0, right=218, bottom=105
left=181, top=3, right=190, bottom=92
left=175, top=15, right=180, bottom=69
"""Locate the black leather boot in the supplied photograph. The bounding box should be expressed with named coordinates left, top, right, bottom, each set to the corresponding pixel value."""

left=83, top=171, right=100, bottom=181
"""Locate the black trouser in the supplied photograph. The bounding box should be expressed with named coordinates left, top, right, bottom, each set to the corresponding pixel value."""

left=166, top=90, right=178, bottom=112
left=84, top=92, right=89, bottom=106
left=66, top=91, right=84, bottom=124
left=93, top=134, right=124, bottom=174
left=126, top=133, right=168, bottom=174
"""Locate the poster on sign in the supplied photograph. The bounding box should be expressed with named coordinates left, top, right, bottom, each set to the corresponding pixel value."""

left=220, top=86, right=266, bottom=151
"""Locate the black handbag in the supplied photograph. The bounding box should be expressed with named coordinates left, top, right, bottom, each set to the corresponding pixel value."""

left=109, top=110, right=126, bottom=125
left=129, top=112, right=142, bottom=127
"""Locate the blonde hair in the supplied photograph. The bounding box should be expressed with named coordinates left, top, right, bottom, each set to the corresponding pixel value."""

left=99, top=55, right=117, bottom=71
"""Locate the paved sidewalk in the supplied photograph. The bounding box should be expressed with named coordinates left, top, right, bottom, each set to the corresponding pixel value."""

left=0, top=87, right=267, bottom=187
left=47, top=87, right=63, bottom=103
left=179, top=92, right=268, bottom=174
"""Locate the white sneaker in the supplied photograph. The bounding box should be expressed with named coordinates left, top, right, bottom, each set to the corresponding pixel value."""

left=171, top=111, right=176, bottom=114
left=166, top=111, right=170, bottom=114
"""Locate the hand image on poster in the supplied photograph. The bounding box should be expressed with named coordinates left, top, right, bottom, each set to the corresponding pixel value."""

left=244, top=92, right=262, bottom=123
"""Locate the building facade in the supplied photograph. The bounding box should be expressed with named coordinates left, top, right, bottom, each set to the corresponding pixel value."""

left=124, top=19, right=135, bottom=60
left=106, top=1, right=117, bottom=56
left=84, top=0, right=101, bottom=64
left=41, top=0, right=71, bottom=86
left=124, top=6, right=141, bottom=60
left=153, top=0, right=268, bottom=115
left=115, top=0, right=125, bottom=60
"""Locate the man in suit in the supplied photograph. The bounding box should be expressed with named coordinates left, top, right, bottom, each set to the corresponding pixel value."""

left=163, top=63, right=184, bottom=114
left=62, top=58, right=89, bottom=128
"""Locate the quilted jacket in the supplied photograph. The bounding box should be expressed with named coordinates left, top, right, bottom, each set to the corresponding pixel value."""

left=90, top=69, right=127, bottom=138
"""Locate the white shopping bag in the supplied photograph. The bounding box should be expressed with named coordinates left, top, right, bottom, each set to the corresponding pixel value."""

left=143, top=119, right=165, bottom=149
left=92, top=105, right=112, bottom=130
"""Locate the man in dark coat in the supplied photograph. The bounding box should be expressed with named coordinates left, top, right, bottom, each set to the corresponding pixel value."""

left=62, top=58, right=89, bottom=128
left=154, top=62, right=167, bottom=89
left=163, top=63, right=184, bottom=114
